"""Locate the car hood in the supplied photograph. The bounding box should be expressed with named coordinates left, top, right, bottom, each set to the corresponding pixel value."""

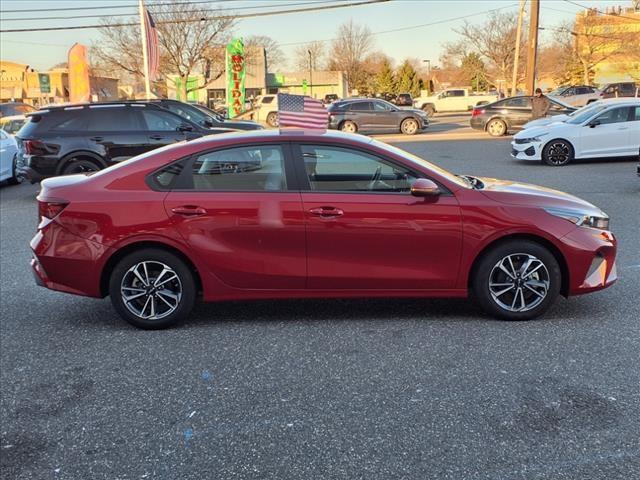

left=522, top=114, right=569, bottom=129
left=477, top=176, right=604, bottom=215
left=513, top=125, right=552, bottom=139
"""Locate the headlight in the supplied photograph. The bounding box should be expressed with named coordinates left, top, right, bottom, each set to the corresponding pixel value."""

left=544, top=207, right=610, bottom=230
left=517, top=134, right=547, bottom=143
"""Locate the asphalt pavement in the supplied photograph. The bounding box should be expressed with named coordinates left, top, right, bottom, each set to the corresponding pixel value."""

left=1, top=137, right=639, bottom=480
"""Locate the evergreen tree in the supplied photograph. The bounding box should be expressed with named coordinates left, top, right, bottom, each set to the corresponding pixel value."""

left=461, top=53, right=488, bottom=92
left=395, top=60, right=421, bottom=97
left=374, top=59, right=395, bottom=95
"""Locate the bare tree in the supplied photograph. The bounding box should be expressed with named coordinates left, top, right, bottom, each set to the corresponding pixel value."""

left=93, top=3, right=235, bottom=100
left=327, top=20, right=374, bottom=93
left=245, top=35, right=284, bottom=71
left=443, top=11, right=526, bottom=86
left=293, top=41, right=325, bottom=72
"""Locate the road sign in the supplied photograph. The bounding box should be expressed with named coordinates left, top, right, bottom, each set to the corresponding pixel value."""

left=38, top=74, right=51, bottom=94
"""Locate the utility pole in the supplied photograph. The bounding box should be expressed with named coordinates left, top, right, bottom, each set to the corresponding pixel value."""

left=308, top=49, right=313, bottom=98
left=511, top=0, right=526, bottom=96
left=524, top=0, right=540, bottom=95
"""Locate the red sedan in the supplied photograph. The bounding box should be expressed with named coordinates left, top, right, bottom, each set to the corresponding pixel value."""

left=31, top=130, right=617, bottom=328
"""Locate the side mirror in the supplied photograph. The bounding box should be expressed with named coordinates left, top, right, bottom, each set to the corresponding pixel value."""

left=411, top=178, right=440, bottom=197
left=203, top=119, right=214, bottom=128
left=178, top=123, right=194, bottom=132
left=588, top=120, right=601, bottom=128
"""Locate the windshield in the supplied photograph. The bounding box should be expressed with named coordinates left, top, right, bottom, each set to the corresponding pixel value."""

left=567, top=101, right=603, bottom=118
left=566, top=104, right=608, bottom=124
left=549, top=97, right=574, bottom=110
left=548, top=87, right=567, bottom=96
left=370, top=139, right=469, bottom=189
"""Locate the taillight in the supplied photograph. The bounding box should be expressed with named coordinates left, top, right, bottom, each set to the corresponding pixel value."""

left=23, top=139, right=45, bottom=155
left=38, top=200, right=68, bottom=220
left=472, top=108, right=485, bottom=117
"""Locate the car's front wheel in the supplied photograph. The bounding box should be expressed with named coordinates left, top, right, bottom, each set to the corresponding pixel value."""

left=400, top=118, right=419, bottom=135
left=109, top=248, right=196, bottom=329
left=542, top=139, right=574, bottom=166
left=472, top=240, right=561, bottom=320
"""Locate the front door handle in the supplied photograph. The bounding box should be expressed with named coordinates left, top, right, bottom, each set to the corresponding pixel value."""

left=89, top=136, right=103, bottom=142
left=616, top=127, right=629, bottom=130
left=171, top=205, right=207, bottom=217
left=150, top=135, right=165, bottom=140
left=309, top=206, right=344, bottom=218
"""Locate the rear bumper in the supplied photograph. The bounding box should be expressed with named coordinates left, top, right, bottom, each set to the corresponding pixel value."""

left=31, top=223, right=112, bottom=298
left=469, top=117, right=486, bottom=131
left=20, top=154, right=58, bottom=182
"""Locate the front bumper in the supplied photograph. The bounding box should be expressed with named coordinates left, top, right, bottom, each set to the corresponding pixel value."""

left=510, top=140, right=543, bottom=161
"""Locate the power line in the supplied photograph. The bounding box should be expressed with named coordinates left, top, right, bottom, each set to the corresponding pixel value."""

left=0, top=0, right=389, bottom=33
left=279, top=3, right=519, bottom=46
left=2, top=0, right=339, bottom=22
left=0, top=0, right=236, bottom=14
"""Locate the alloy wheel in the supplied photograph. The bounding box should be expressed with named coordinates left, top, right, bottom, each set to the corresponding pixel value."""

left=487, top=120, right=506, bottom=136
left=341, top=122, right=357, bottom=133
left=546, top=142, right=571, bottom=165
left=488, top=253, right=550, bottom=313
left=120, top=261, right=182, bottom=320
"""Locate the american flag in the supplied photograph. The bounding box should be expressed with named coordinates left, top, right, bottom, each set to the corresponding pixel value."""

left=277, top=93, right=328, bottom=129
left=143, top=7, right=159, bottom=80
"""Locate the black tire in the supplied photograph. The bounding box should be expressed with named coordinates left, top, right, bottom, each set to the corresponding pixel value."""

left=486, top=118, right=507, bottom=137
left=471, top=240, right=561, bottom=321
left=542, top=139, right=574, bottom=166
left=400, top=118, right=419, bottom=135
left=109, top=248, right=196, bottom=329
left=8, top=155, right=24, bottom=185
left=422, top=104, right=435, bottom=117
left=340, top=120, right=358, bottom=134
left=61, top=158, right=102, bottom=175
left=266, top=112, right=279, bottom=128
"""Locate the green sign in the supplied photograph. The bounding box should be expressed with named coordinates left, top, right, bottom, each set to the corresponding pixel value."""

left=38, top=73, right=51, bottom=94
left=226, top=38, right=246, bottom=118
left=174, top=77, right=199, bottom=102
left=302, top=79, right=308, bottom=95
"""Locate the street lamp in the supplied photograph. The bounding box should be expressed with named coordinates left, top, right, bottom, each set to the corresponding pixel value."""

left=308, top=49, right=313, bottom=98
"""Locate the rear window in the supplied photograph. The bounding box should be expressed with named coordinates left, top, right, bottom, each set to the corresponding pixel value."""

left=87, top=107, right=137, bottom=131
left=15, top=114, right=43, bottom=138
left=0, top=103, right=36, bottom=117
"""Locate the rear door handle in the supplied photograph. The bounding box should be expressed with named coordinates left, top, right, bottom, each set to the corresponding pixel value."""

left=150, top=135, right=165, bottom=140
left=309, top=206, right=344, bottom=218
left=171, top=205, right=207, bottom=216
left=89, top=136, right=103, bottom=142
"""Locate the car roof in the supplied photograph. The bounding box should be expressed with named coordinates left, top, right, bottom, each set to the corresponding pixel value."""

left=187, top=128, right=374, bottom=148
left=28, top=102, right=166, bottom=115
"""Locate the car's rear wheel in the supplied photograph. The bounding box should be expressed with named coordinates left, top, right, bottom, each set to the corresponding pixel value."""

left=61, top=158, right=102, bottom=175
left=109, top=248, right=196, bottom=329
left=542, top=139, right=574, bottom=166
left=487, top=119, right=507, bottom=136
left=8, top=154, right=24, bottom=185
left=340, top=120, right=358, bottom=134
left=472, top=240, right=561, bottom=320
left=400, top=118, right=419, bottom=135
left=422, top=105, right=435, bottom=117
left=266, top=112, right=279, bottom=127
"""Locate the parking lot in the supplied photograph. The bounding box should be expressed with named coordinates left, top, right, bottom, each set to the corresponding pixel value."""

left=1, top=136, right=639, bottom=479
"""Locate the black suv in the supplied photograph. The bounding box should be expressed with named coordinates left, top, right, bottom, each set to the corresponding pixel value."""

left=17, top=102, right=233, bottom=181
left=138, top=99, right=263, bottom=130
left=327, top=98, right=429, bottom=135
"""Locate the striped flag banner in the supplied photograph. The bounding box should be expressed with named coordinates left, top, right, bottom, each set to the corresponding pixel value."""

left=277, top=93, right=328, bottom=130
left=143, top=8, right=159, bottom=80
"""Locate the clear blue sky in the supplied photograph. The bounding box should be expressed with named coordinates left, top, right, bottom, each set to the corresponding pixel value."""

left=0, top=0, right=629, bottom=71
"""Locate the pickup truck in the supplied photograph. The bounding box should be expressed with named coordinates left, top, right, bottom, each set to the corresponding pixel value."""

left=414, top=88, right=498, bottom=116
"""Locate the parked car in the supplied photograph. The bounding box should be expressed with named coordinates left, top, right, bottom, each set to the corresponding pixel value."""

left=327, top=98, right=428, bottom=135
left=134, top=99, right=263, bottom=131
left=17, top=102, right=233, bottom=181
left=394, top=93, right=414, bottom=107
left=253, top=95, right=279, bottom=127
left=511, top=99, right=640, bottom=166
left=414, top=88, right=499, bottom=116
left=601, top=82, right=639, bottom=99
left=0, top=102, right=36, bottom=118
left=0, top=129, right=23, bottom=184
left=521, top=98, right=635, bottom=130
left=31, top=129, right=617, bottom=328
left=547, top=85, right=601, bottom=107
left=470, top=96, right=577, bottom=136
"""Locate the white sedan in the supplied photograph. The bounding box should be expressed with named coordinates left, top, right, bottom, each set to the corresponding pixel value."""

left=0, top=129, right=23, bottom=184
left=521, top=98, right=638, bottom=130
left=511, top=99, right=640, bottom=166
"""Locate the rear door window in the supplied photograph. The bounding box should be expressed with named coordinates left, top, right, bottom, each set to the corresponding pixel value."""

left=503, top=97, right=531, bottom=108
left=349, top=102, right=372, bottom=111
left=87, top=107, right=137, bottom=131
